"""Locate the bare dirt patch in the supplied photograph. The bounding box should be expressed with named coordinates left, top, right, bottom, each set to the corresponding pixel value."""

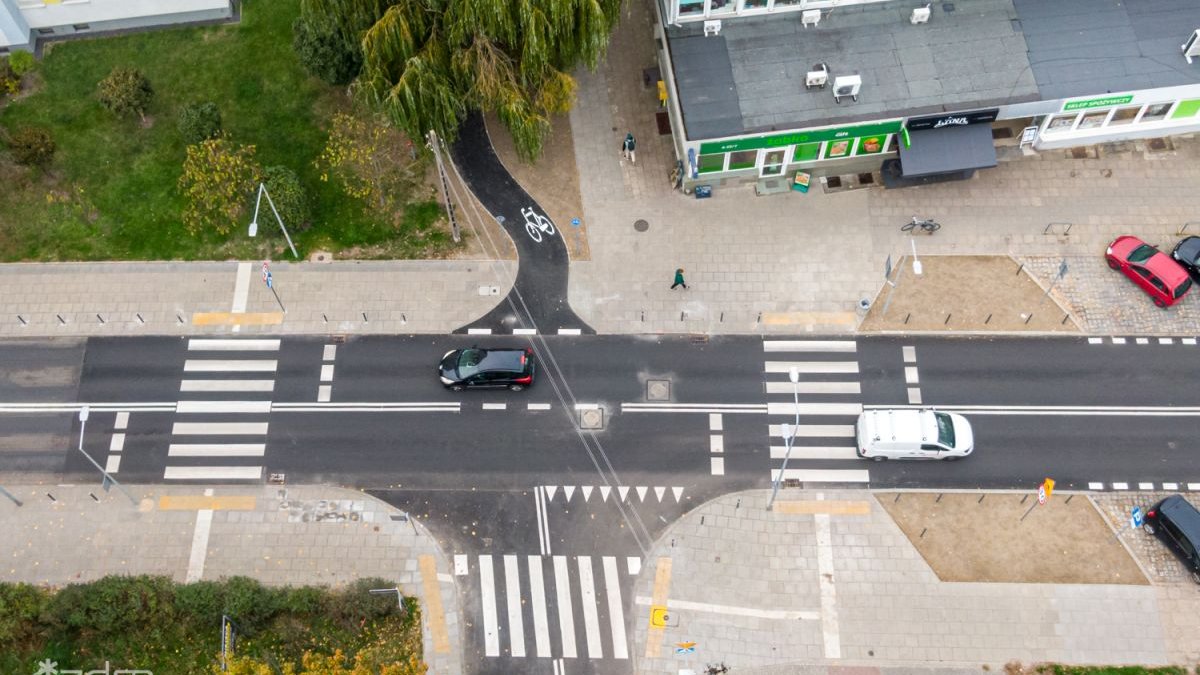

left=860, top=255, right=1080, bottom=332
left=878, top=491, right=1147, bottom=584
left=484, top=112, right=589, bottom=261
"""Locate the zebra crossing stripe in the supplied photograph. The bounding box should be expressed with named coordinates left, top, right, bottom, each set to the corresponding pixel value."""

left=762, top=340, right=856, bottom=352
left=553, top=556, right=577, bottom=658
left=603, top=556, right=629, bottom=659
left=479, top=555, right=500, bottom=657
left=577, top=557, right=603, bottom=658
left=527, top=556, right=551, bottom=658
left=503, top=555, right=525, bottom=657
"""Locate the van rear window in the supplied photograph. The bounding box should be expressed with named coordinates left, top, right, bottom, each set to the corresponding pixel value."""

left=935, top=412, right=955, bottom=447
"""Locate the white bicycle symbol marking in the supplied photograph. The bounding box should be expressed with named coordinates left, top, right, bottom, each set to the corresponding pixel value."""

left=522, top=207, right=556, bottom=243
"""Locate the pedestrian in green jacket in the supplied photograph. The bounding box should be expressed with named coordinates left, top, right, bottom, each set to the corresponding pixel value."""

left=671, top=268, right=688, bottom=290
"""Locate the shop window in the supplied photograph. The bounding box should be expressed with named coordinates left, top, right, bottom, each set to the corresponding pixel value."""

left=824, top=138, right=854, bottom=159
left=1170, top=98, right=1200, bottom=119
left=743, top=0, right=768, bottom=8
left=1140, top=102, right=1172, bottom=123
left=854, top=135, right=887, bottom=155
left=679, top=0, right=705, bottom=16
left=774, top=0, right=803, bottom=6
left=791, top=142, right=821, bottom=163
left=1077, top=110, right=1108, bottom=130
left=727, top=150, right=756, bottom=170
left=1046, top=113, right=1077, bottom=132
left=1107, top=106, right=1140, bottom=126
left=697, top=153, right=725, bottom=173
left=710, top=0, right=735, bottom=15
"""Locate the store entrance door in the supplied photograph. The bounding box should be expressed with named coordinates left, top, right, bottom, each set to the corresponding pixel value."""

left=759, top=149, right=787, bottom=177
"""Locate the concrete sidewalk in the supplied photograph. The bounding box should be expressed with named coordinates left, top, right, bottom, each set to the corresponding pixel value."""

left=0, top=483, right=463, bottom=673
left=631, top=489, right=1200, bottom=673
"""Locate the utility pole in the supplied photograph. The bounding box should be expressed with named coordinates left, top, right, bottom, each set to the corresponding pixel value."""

left=427, top=130, right=461, bottom=243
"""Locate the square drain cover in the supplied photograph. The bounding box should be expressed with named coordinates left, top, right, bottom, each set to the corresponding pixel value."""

left=579, top=408, right=605, bottom=430
left=647, top=379, right=671, bottom=401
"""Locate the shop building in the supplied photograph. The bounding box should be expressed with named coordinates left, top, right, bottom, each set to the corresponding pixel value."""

left=1, top=0, right=232, bottom=53
left=651, top=0, right=1200, bottom=190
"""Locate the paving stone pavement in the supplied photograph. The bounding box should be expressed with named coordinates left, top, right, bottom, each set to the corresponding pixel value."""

left=0, top=484, right=462, bottom=673
left=630, top=489, right=1199, bottom=673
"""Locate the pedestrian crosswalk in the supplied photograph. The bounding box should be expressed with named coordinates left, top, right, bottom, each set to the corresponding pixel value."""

left=163, top=338, right=279, bottom=481
left=763, top=339, right=868, bottom=485
left=464, top=553, right=636, bottom=661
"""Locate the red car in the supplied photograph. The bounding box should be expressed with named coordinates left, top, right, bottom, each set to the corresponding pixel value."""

left=1106, top=235, right=1193, bottom=307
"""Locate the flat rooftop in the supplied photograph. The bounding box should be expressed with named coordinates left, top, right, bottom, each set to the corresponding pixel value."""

left=667, top=0, right=1200, bottom=140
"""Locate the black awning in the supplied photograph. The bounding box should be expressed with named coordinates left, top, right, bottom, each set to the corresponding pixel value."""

left=897, top=124, right=997, bottom=178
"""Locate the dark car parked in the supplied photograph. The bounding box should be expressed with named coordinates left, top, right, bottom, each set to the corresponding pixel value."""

left=1143, top=494, right=1200, bottom=584
left=1171, top=235, right=1200, bottom=283
left=438, top=347, right=535, bottom=391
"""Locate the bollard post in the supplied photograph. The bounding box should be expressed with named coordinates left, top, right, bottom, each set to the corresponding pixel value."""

left=944, top=313, right=952, bottom=325
left=1025, top=313, right=1034, bottom=325
left=17, top=315, right=27, bottom=325
left=96, top=314, right=105, bottom=324
left=57, top=314, right=66, bottom=324
left=984, top=313, right=992, bottom=324
left=136, top=313, right=145, bottom=324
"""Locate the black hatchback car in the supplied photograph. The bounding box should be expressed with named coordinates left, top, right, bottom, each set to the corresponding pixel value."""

left=1171, top=236, right=1200, bottom=283
left=1143, top=494, right=1200, bottom=584
left=438, top=347, right=535, bottom=391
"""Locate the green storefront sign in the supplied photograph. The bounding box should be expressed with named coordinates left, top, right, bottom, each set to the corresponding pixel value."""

left=699, top=120, right=902, bottom=155
left=1063, top=95, right=1133, bottom=112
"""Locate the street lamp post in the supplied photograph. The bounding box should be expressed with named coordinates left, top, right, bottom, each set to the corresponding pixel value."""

left=248, top=183, right=299, bottom=259
left=76, top=406, right=137, bottom=506
left=767, top=367, right=801, bottom=511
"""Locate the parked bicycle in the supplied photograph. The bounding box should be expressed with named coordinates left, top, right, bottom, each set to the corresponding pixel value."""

left=901, top=215, right=941, bottom=233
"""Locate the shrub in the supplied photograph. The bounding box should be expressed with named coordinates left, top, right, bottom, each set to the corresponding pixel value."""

left=174, top=580, right=225, bottom=624
left=7, top=126, right=56, bottom=167
left=280, top=585, right=324, bottom=615
left=177, top=101, right=223, bottom=144
left=0, top=583, right=50, bottom=651
left=8, top=50, right=35, bottom=77
left=293, top=16, right=362, bottom=85
left=178, top=136, right=261, bottom=235
left=326, top=578, right=404, bottom=629
left=262, top=165, right=311, bottom=229
left=218, top=576, right=278, bottom=633
left=97, top=66, right=154, bottom=121
left=47, top=575, right=176, bottom=634
left=0, top=58, right=18, bottom=97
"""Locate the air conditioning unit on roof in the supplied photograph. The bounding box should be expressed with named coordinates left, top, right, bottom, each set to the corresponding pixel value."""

left=802, top=10, right=821, bottom=28
left=1183, top=28, right=1200, bottom=64
left=833, top=75, right=862, bottom=103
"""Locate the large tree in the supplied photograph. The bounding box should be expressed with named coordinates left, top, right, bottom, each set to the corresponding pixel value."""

left=301, top=0, right=622, bottom=161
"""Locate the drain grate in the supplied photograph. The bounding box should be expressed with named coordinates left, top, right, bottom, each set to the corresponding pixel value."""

left=647, top=379, right=671, bottom=401
left=579, top=408, right=605, bottom=430
left=857, top=172, right=875, bottom=185
left=825, top=176, right=843, bottom=188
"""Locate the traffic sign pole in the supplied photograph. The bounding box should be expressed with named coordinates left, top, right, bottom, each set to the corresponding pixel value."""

left=262, top=262, right=286, bottom=313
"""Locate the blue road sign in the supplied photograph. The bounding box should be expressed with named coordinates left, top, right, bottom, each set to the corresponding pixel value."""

left=571, top=218, right=581, bottom=227
left=1131, top=506, right=1144, bottom=528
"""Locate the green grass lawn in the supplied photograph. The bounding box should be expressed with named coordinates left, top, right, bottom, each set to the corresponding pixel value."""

left=0, top=0, right=447, bottom=261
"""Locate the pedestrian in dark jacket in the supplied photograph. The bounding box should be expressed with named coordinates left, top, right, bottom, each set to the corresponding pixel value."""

left=622, top=133, right=637, bottom=163
left=671, top=268, right=688, bottom=290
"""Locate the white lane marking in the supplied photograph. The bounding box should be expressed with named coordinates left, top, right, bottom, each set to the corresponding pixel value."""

left=765, top=361, right=858, bottom=374
left=574, top=403, right=600, bottom=410
left=710, top=435, right=724, bottom=453
left=771, top=469, right=870, bottom=483
left=320, top=364, right=334, bottom=382
left=582, top=485, right=594, bottom=501
left=528, top=556, right=551, bottom=658
left=577, top=557, right=602, bottom=658
left=1138, top=482, right=1154, bottom=490
left=814, top=498, right=842, bottom=658
left=503, top=555, right=526, bottom=658
left=564, top=486, right=576, bottom=501
left=114, top=412, right=129, bottom=429
left=467, top=328, right=493, bottom=335
left=164, top=466, right=263, bottom=480
left=184, top=360, right=278, bottom=373
left=185, top=508, right=214, bottom=583
left=317, top=385, right=331, bottom=402
left=902, top=345, right=917, bottom=362
left=1159, top=338, right=1174, bottom=345
left=622, top=403, right=768, bottom=414
left=323, top=344, right=337, bottom=360
left=553, top=658, right=563, bottom=675
left=1136, top=338, right=1149, bottom=345
left=766, top=402, right=864, bottom=416
left=770, top=424, right=855, bottom=438
left=553, top=556, right=577, bottom=658
left=1163, top=482, right=1179, bottom=491
left=534, top=488, right=551, bottom=556
left=1113, top=482, right=1129, bottom=490
left=602, top=556, right=629, bottom=659
left=907, top=388, right=922, bottom=404
left=189, top=339, right=280, bottom=351
left=1088, top=482, right=1104, bottom=490
left=1184, top=338, right=1197, bottom=345
left=600, top=486, right=612, bottom=501
left=270, top=402, right=460, bottom=412
left=1189, top=483, right=1200, bottom=490
left=528, top=403, right=552, bottom=411
left=231, top=263, right=251, bottom=333
left=479, top=555, right=500, bottom=657
left=514, top=328, right=537, bottom=335
left=627, top=557, right=642, bottom=575
left=654, top=486, right=666, bottom=502
left=545, top=485, right=559, bottom=500
left=558, top=328, right=582, bottom=335
left=672, top=487, right=684, bottom=502
left=904, top=367, right=919, bottom=384
left=454, top=555, right=468, bottom=576
left=172, top=422, right=269, bottom=435
left=168, top=444, right=266, bottom=457
left=711, top=457, right=725, bottom=475
left=633, top=595, right=819, bottom=621
left=1088, top=337, right=1102, bottom=344
left=176, top=401, right=273, bottom=414
left=482, top=403, right=507, bottom=410
left=636, top=486, right=648, bottom=502
left=104, top=455, right=121, bottom=473
left=709, top=413, right=723, bottom=431
left=0, top=403, right=174, bottom=413
left=109, top=433, right=125, bottom=452
left=770, top=446, right=859, bottom=460
left=1112, top=337, right=1127, bottom=344
left=763, top=340, right=856, bottom=352
left=765, top=381, right=861, bottom=395
left=618, top=486, right=630, bottom=501
left=181, top=379, right=275, bottom=392
left=863, top=404, right=1200, bottom=416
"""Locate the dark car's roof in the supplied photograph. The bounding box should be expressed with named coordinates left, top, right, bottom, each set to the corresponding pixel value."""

left=477, top=348, right=528, bottom=372
left=1158, top=495, right=1200, bottom=538
left=1175, top=236, right=1200, bottom=265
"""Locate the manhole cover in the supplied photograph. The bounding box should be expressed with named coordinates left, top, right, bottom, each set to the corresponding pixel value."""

left=580, top=408, right=605, bottom=430
left=634, top=219, right=649, bottom=232
left=647, top=379, right=671, bottom=401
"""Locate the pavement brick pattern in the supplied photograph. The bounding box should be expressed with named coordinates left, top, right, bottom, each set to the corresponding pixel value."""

left=0, top=484, right=462, bottom=673
left=631, top=490, right=1193, bottom=673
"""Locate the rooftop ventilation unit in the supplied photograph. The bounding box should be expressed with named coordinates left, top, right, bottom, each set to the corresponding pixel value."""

left=911, top=4, right=931, bottom=24
left=802, top=10, right=821, bottom=28
left=1184, top=28, right=1200, bottom=64
left=704, top=19, right=722, bottom=37
left=833, top=75, right=862, bottom=103
left=806, top=63, right=829, bottom=89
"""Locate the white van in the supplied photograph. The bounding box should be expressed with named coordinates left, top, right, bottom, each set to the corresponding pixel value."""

left=855, top=408, right=974, bottom=461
